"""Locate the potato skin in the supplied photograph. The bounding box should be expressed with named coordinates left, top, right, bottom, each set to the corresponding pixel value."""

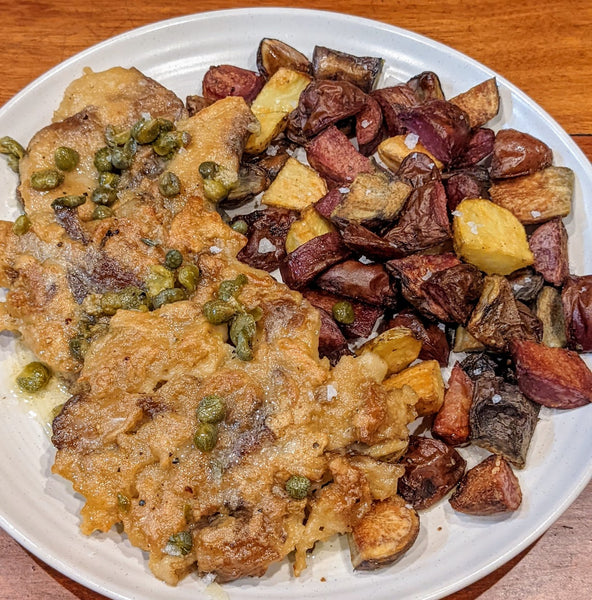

left=529, top=218, right=569, bottom=286
left=490, top=128, right=552, bottom=179
left=562, top=275, right=592, bottom=352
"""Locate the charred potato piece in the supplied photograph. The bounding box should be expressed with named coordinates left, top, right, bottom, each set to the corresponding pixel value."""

left=450, top=78, right=500, bottom=129
left=529, top=218, right=569, bottom=286
left=511, top=339, right=592, bottom=409
left=396, top=151, right=441, bottom=188
left=536, top=286, right=567, bottom=348
left=490, top=128, right=553, bottom=179
left=256, top=38, right=311, bottom=79
left=453, top=326, right=486, bottom=353
left=455, top=127, right=495, bottom=168
left=460, top=352, right=499, bottom=379
left=349, top=497, right=419, bottom=570
left=449, top=454, right=522, bottom=515
left=398, top=436, right=466, bottom=509
left=340, top=223, right=405, bottom=261
left=562, top=275, right=592, bottom=352
left=407, top=71, right=445, bottom=103
left=516, top=301, right=543, bottom=343
left=507, top=267, right=544, bottom=303
left=384, top=360, right=445, bottom=417
left=371, top=85, right=418, bottom=136
left=469, top=374, right=539, bottom=468
left=432, top=363, right=474, bottom=446
left=377, top=135, right=444, bottom=171
left=357, top=327, right=422, bottom=376
left=262, top=157, right=327, bottom=210
left=202, top=65, right=264, bottom=104
left=312, top=45, right=384, bottom=93
left=489, top=166, right=574, bottom=224
left=452, top=198, right=534, bottom=276
left=444, top=166, right=490, bottom=212
left=285, top=205, right=336, bottom=253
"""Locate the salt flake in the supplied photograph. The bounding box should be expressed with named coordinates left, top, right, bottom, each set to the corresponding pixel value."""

left=258, top=237, right=276, bottom=254
left=404, top=133, right=419, bottom=150
left=467, top=221, right=480, bottom=235
left=491, top=394, right=502, bottom=404
left=326, top=384, right=338, bottom=400
left=531, top=210, right=541, bottom=218
left=360, top=119, right=370, bottom=129
left=359, top=255, right=373, bottom=265
left=209, top=245, right=222, bottom=255
left=338, top=187, right=350, bottom=194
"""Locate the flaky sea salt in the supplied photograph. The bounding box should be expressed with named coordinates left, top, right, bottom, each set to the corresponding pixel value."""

left=421, top=269, right=433, bottom=281
left=531, top=210, right=541, bottom=218
left=266, top=144, right=278, bottom=156
left=258, top=237, right=276, bottom=254
left=404, top=132, right=419, bottom=150
left=359, top=255, right=373, bottom=264
left=338, top=186, right=350, bottom=194
left=360, top=119, right=370, bottom=129
left=209, top=245, right=222, bottom=254
left=492, top=394, right=502, bottom=404
left=326, top=384, right=338, bottom=400
left=452, top=210, right=463, bottom=217
left=467, top=221, right=480, bottom=235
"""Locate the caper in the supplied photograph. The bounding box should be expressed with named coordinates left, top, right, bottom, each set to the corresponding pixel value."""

left=105, top=125, right=131, bottom=147
left=177, top=264, right=200, bottom=293
left=230, top=313, right=256, bottom=361
left=16, top=361, right=51, bottom=393
left=54, top=146, right=79, bottom=171
left=51, top=194, right=86, bottom=209
left=159, top=171, right=181, bottom=197
left=197, top=395, right=226, bottom=424
left=0, top=136, right=25, bottom=159
left=203, top=178, right=228, bottom=203
left=93, top=146, right=113, bottom=172
left=152, top=287, right=186, bottom=310
left=152, top=130, right=188, bottom=157
left=110, top=147, right=132, bottom=170
left=69, top=337, right=89, bottom=361
left=202, top=299, right=236, bottom=324
left=285, top=475, right=311, bottom=500
left=199, top=161, right=219, bottom=179
left=332, top=300, right=355, bottom=325
left=217, top=274, right=248, bottom=302
left=98, top=172, right=121, bottom=190
left=30, top=169, right=64, bottom=191
left=100, top=291, right=123, bottom=316
left=12, top=214, right=31, bottom=235
left=231, top=219, right=248, bottom=235
left=164, top=249, right=183, bottom=270
left=117, top=493, right=131, bottom=513
left=145, top=265, right=175, bottom=298
left=164, top=531, right=193, bottom=557
left=193, top=422, right=218, bottom=452
left=6, top=154, right=19, bottom=173
left=92, top=205, right=114, bottom=220
left=91, top=187, right=117, bottom=206
left=118, top=286, right=148, bottom=311
left=131, top=118, right=162, bottom=145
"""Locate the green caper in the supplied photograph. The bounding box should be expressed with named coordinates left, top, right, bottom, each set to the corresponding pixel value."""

left=110, top=147, right=131, bottom=170
left=197, top=395, right=226, bottom=424
left=0, top=136, right=25, bottom=159
left=217, top=274, right=248, bottom=302
left=92, top=205, right=114, bottom=220
left=98, top=172, right=121, bottom=190
left=193, top=422, right=218, bottom=452
left=202, top=299, right=236, bottom=324
left=100, top=291, right=123, bottom=316
left=118, top=286, right=148, bottom=311
left=285, top=475, right=311, bottom=500
left=12, top=214, right=31, bottom=235
left=91, top=187, right=117, bottom=206
left=51, top=194, right=86, bottom=209
left=203, top=178, right=228, bottom=203
left=231, top=219, right=248, bottom=235
left=105, top=125, right=131, bottom=147
left=230, top=313, right=256, bottom=362
left=152, top=130, right=188, bottom=157
left=69, top=337, right=89, bottom=361
left=332, top=300, right=355, bottom=325
left=117, top=493, right=131, bottom=513
left=164, top=531, right=193, bottom=557
left=177, top=264, right=200, bottom=293
left=145, top=265, right=175, bottom=298
left=199, top=161, right=219, bottom=179
left=131, top=118, right=162, bottom=144
left=16, top=361, right=51, bottom=393
left=54, top=146, right=79, bottom=171
left=164, top=249, right=183, bottom=269
left=151, top=287, right=187, bottom=310
left=93, top=146, right=113, bottom=172
left=30, top=169, right=64, bottom=191
left=159, top=171, right=181, bottom=197
left=6, top=154, right=19, bottom=172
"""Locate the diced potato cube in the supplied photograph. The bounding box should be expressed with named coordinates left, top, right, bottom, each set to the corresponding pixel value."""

left=378, top=134, right=444, bottom=171
left=450, top=78, right=500, bottom=129
left=452, top=198, right=534, bottom=275
left=262, top=157, right=328, bottom=210
left=285, top=205, right=336, bottom=253
left=453, top=325, right=486, bottom=353
left=245, top=68, right=312, bottom=154
left=357, top=327, right=422, bottom=376
left=489, top=166, right=574, bottom=224
left=383, top=360, right=445, bottom=417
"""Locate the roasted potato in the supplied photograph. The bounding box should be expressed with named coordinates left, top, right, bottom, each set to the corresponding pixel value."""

left=378, top=134, right=444, bottom=171
left=285, top=205, right=335, bottom=253
left=562, top=275, right=592, bottom=352
left=490, top=128, right=552, bottom=179
left=450, top=78, right=500, bottom=129
left=357, top=326, right=422, bottom=375
left=536, top=286, right=567, bottom=348
left=529, top=218, right=569, bottom=286
left=407, top=71, right=445, bottom=103
left=202, top=65, right=264, bottom=104
left=256, top=38, right=311, bottom=79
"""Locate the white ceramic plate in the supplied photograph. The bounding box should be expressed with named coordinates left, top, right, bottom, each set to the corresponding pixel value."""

left=0, top=8, right=591, bottom=600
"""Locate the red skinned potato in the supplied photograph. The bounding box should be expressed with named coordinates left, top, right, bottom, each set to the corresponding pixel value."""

left=396, top=152, right=441, bottom=188
left=314, top=188, right=343, bottom=220
left=455, top=127, right=495, bottom=168
left=490, top=128, right=553, bottom=179
left=202, top=65, right=264, bottom=104
left=511, top=339, right=592, bottom=409
left=449, top=454, right=522, bottom=515
left=398, top=99, right=471, bottom=165
left=316, top=307, right=351, bottom=365
left=398, top=436, right=466, bottom=510
left=371, top=85, right=418, bottom=136
left=444, top=167, right=491, bottom=212
left=433, top=363, right=474, bottom=446
left=529, top=218, right=569, bottom=286
left=407, top=71, right=445, bottom=103
left=279, top=231, right=351, bottom=290
left=356, top=96, right=385, bottom=156
left=341, top=223, right=406, bottom=261
left=562, top=275, right=592, bottom=352
left=256, top=38, right=311, bottom=79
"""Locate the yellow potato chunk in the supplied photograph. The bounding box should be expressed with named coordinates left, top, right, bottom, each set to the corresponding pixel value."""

left=383, top=360, right=445, bottom=417
left=285, top=205, right=336, bottom=253
left=357, top=327, right=422, bottom=376
left=378, top=134, right=444, bottom=171
left=452, top=198, right=534, bottom=275
left=262, top=157, right=327, bottom=210
left=245, top=68, right=312, bottom=154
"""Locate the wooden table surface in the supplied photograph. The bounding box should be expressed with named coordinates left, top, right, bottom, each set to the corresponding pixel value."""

left=0, top=1, right=590, bottom=599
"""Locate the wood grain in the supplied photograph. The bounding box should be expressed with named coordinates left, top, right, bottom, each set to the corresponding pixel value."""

left=0, top=1, right=591, bottom=599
